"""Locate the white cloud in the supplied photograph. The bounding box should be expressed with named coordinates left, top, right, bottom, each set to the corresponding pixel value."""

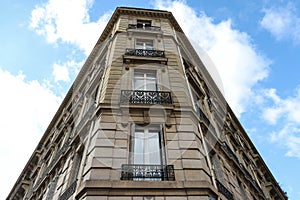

left=155, top=0, right=270, bottom=116
left=260, top=3, right=300, bottom=43
left=0, top=68, right=61, bottom=199
left=263, top=87, right=300, bottom=124
left=53, top=63, right=70, bottom=82
left=29, top=0, right=111, bottom=55
left=270, top=123, right=300, bottom=159
left=52, top=60, right=84, bottom=83
left=263, top=87, right=300, bottom=159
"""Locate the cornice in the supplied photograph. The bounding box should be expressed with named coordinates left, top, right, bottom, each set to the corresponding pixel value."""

left=95, top=7, right=184, bottom=46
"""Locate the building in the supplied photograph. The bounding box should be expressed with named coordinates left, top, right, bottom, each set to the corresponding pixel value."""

left=7, top=7, right=287, bottom=200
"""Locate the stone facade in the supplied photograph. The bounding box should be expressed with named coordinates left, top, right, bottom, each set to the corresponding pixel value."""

left=7, top=7, right=287, bottom=200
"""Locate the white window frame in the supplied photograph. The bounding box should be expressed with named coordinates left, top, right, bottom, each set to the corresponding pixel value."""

left=130, top=124, right=165, bottom=166
left=133, top=69, right=157, bottom=91
left=135, top=38, right=154, bottom=50
left=137, top=19, right=152, bottom=29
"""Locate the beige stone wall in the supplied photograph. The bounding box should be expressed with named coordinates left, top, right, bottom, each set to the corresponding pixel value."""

left=7, top=8, right=287, bottom=200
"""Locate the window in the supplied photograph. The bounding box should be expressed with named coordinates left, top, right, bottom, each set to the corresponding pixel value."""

left=137, top=20, right=151, bottom=29
left=238, top=179, right=247, bottom=200
left=191, top=87, right=201, bottom=110
left=132, top=125, right=162, bottom=165
left=134, top=70, right=157, bottom=91
left=135, top=39, right=154, bottom=50
left=121, top=125, right=175, bottom=181
left=68, top=149, right=83, bottom=185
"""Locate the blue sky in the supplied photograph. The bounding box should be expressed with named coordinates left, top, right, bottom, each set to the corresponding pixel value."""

left=1, top=0, right=300, bottom=199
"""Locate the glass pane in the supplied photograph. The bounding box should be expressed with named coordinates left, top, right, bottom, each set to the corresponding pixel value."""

left=134, top=70, right=157, bottom=91
left=137, top=20, right=151, bottom=27
left=134, top=79, right=144, bottom=90
left=134, top=131, right=144, bottom=164
left=148, top=131, right=161, bottom=165
left=135, top=39, right=153, bottom=50
left=146, top=71, right=156, bottom=78
left=135, top=43, right=144, bottom=49
left=145, top=79, right=156, bottom=91
left=134, top=71, right=144, bottom=78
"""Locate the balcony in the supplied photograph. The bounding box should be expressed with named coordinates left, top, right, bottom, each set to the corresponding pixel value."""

left=75, top=103, right=95, bottom=132
left=121, top=164, right=175, bottom=181
left=223, top=142, right=239, bottom=163
left=33, top=138, right=71, bottom=191
left=127, top=24, right=161, bottom=31
left=198, top=107, right=210, bottom=126
left=120, top=90, right=172, bottom=105
left=125, top=48, right=165, bottom=58
left=240, top=164, right=253, bottom=180
left=59, top=180, right=77, bottom=200
left=216, top=179, right=234, bottom=200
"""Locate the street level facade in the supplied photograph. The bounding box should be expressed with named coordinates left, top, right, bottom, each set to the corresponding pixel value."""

left=7, top=7, right=287, bottom=200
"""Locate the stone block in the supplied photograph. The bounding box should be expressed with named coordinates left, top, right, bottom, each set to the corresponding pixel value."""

left=188, top=196, right=210, bottom=200
left=113, top=148, right=128, bottom=158
left=93, top=138, right=115, bottom=147
left=182, top=159, right=201, bottom=169
left=178, top=132, right=196, bottom=141
left=166, top=133, right=178, bottom=141
left=112, top=158, right=127, bottom=169
left=115, top=139, right=128, bottom=148
left=179, top=141, right=198, bottom=149
left=108, top=197, right=132, bottom=200
left=89, top=169, right=111, bottom=180
left=166, top=140, right=179, bottom=149
left=168, top=149, right=182, bottom=159
left=165, top=197, right=187, bottom=200
left=92, top=147, right=114, bottom=158
left=181, top=149, right=201, bottom=159
left=84, top=196, right=108, bottom=200
left=92, top=157, right=113, bottom=168
left=184, top=169, right=203, bottom=181
left=96, top=130, right=116, bottom=139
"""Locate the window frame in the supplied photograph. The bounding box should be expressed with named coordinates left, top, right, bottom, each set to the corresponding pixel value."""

left=129, top=124, right=166, bottom=166
left=137, top=19, right=152, bottom=29
left=135, top=38, right=154, bottom=50
left=133, top=69, right=158, bottom=91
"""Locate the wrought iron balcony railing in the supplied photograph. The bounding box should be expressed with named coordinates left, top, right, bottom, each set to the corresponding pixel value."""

left=76, top=103, right=95, bottom=132
left=120, top=90, right=172, bottom=105
left=223, top=142, right=239, bottom=163
left=125, top=48, right=165, bottom=58
left=33, top=138, right=71, bottom=191
left=59, top=180, right=77, bottom=200
left=128, top=24, right=161, bottom=31
left=121, top=164, right=175, bottom=181
left=216, top=179, right=234, bottom=200
left=198, top=107, right=210, bottom=126
left=240, top=164, right=253, bottom=180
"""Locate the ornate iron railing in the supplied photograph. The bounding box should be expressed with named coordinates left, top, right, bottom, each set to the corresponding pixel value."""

left=216, top=179, right=234, bottom=200
left=198, top=107, right=210, bottom=126
left=120, top=90, right=172, bottom=105
left=33, top=138, right=71, bottom=191
left=253, top=180, right=264, bottom=194
left=128, top=24, right=161, bottom=31
left=121, top=164, right=175, bottom=181
left=59, top=180, right=77, bottom=200
left=125, top=48, right=165, bottom=58
left=240, top=164, right=253, bottom=180
left=76, top=103, right=95, bottom=132
left=223, top=142, right=239, bottom=163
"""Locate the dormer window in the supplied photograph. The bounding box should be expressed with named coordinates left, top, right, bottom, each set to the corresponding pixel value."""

left=137, top=20, right=151, bottom=29
left=127, top=19, right=161, bottom=31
